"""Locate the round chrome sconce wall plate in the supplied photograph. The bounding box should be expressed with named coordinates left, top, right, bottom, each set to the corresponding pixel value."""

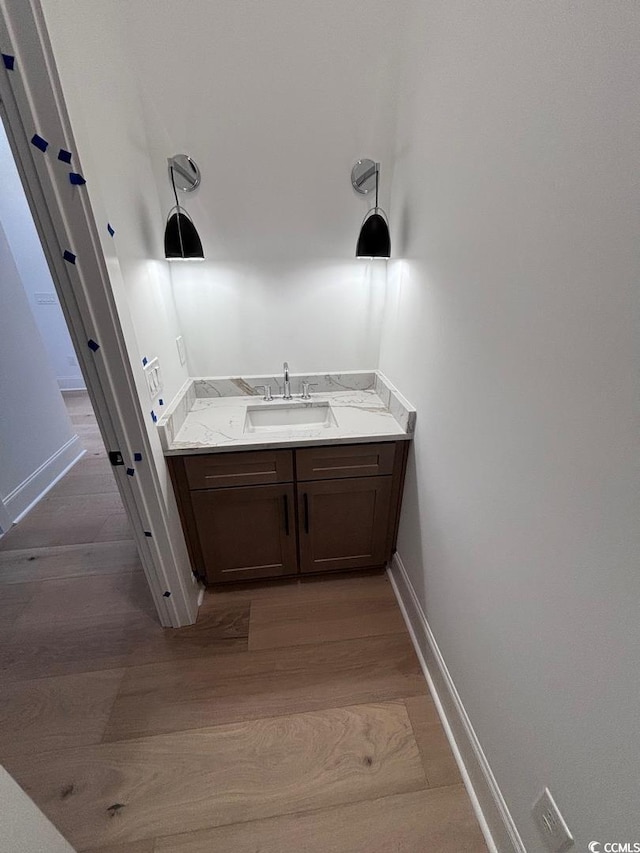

left=351, top=158, right=378, bottom=195
left=168, top=154, right=201, bottom=192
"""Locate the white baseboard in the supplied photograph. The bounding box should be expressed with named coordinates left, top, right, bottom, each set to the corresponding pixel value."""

left=388, top=552, right=526, bottom=853
left=57, top=377, right=86, bottom=391
left=3, top=435, right=85, bottom=526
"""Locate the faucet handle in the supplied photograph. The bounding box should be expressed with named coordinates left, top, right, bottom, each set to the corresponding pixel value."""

left=300, top=382, right=316, bottom=400
left=259, top=385, right=273, bottom=401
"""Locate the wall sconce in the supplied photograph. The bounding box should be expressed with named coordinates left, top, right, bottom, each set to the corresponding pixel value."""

left=352, top=159, right=390, bottom=259
left=164, top=154, right=205, bottom=261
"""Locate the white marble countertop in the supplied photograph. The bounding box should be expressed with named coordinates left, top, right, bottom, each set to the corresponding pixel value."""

left=158, top=371, right=416, bottom=455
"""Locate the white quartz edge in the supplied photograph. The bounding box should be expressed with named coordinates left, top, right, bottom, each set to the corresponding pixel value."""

left=163, top=430, right=412, bottom=456
left=157, top=370, right=415, bottom=454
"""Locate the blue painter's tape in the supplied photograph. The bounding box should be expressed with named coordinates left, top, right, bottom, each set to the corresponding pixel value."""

left=144, top=531, right=152, bottom=537
left=31, top=134, right=48, bottom=152
left=126, top=467, right=135, bottom=477
left=87, top=339, right=100, bottom=352
left=2, top=54, right=15, bottom=71
left=107, top=223, right=115, bottom=237
left=158, top=398, right=164, bottom=406
left=69, top=172, right=86, bottom=186
left=58, top=148, right=72, bottom=163
left=163, top=591, right=172, bottom=598
left=142, top=357, right=148, bottom=366
left=63, top=250, right=76, bottom=264
left=134, top=452, right=142, bottom=462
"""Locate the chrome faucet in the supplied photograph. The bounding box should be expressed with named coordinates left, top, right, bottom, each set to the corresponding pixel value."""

left=282, top=362, right=292, bottom=400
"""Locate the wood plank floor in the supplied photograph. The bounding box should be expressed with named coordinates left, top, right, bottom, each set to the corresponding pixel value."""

left=0, top=393, right=487, bottom=853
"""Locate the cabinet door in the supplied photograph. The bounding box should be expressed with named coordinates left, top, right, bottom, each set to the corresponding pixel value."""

left=297, top=476, right=392, bottom=574
left=192, top=484, right=298, bottom=583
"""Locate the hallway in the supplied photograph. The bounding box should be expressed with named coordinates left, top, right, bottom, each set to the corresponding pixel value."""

left=0, top=391, right=133, bottom=553
left=0, top=396, right=486, bottom=851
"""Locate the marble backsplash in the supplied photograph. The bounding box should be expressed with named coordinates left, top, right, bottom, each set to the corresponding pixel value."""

left=193, top=371, right=376, bottom=399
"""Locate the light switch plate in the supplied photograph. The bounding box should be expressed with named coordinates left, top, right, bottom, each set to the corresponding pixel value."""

left=143, top=357, right=163, bottom=401
left=533, top=788, right=574, bottom=852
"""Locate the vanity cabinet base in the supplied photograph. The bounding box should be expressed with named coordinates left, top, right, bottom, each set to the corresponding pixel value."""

left=168, top=441, right=409, bottom=585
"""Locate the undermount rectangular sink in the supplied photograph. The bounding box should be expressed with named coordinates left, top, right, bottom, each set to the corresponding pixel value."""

left=244, top=402, right=338, bottom=433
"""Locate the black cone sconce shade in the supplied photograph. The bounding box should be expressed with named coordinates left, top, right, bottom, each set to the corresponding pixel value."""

left=164, top=210, right=204, bottom=260
left=352, top=159, right=391, bottom=259
left=356, top=210, right=391, bottom=259
left=164, top=154, right=205, bottom=261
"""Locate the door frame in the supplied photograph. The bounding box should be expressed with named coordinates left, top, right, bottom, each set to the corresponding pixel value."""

left=0, top=0, right=199, bottom=626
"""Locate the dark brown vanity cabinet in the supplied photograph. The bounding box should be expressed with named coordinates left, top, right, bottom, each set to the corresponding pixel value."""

left=168, top=442, right=409, bottom=585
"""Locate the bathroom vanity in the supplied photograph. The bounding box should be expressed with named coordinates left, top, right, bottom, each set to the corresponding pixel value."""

left=159, top=371, right=415, bottom=585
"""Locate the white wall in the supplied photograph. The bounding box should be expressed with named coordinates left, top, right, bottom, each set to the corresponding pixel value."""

left=118, top=0, right=406, bottom=376
left=0, top=766, right=75, bottom=853
left=0, top=123, right=84, bottom=390
left=170, top=260, right=387, bottom=376
left=0, top=222, right=79, bottom=526
left=381, top=1, right=640, bottom=849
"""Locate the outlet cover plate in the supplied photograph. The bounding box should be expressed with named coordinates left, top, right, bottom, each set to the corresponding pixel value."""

left=533, top=788, right=574, bottom=852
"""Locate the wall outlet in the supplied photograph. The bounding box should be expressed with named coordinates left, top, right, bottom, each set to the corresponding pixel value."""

left=176, top=335, right=186, bottom=366
left=34, top=292, right=57, bottom=305
left=533, top=788, right=574, bottom=852
left=143, top=357, right=163, bottom=401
